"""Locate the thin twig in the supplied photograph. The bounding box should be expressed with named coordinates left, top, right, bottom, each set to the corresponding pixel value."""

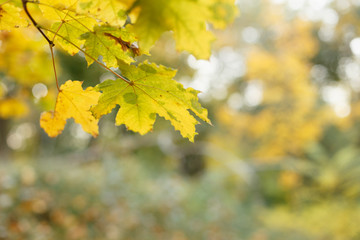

left=47, top=6, right=75, bottom=92
left=21, top=0, right=61, bottom=91
left=23, top=0, right=131, bottom=85
left=49, top=46, right=60, bottom=91
left=50, top=22, right=63, bottom=91
left=41, top=26, right=131, bottom=84
left=21, top=0, right=54, bottom=47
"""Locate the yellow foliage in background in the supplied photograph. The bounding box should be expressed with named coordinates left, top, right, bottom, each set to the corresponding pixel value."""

left=0, top=81, right=29, bottom=119
left=216, top=14, right=333, bottom=160
left=0, top=29, right=53, bottom=86
left=278, top=170, right=301, bottom=190
left=0, top=98, right=28, bottom=119
left=262, top=202, right=360, bottom=240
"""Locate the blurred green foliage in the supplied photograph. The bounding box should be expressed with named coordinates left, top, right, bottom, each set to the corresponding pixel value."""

left=1, top=149, right=360, bottom=240
left=0, top=159, right=260, bottom=240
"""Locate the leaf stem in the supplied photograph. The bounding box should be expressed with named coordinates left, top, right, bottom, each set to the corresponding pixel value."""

left=21, top=0, right=61, bottom=91
left=49, top=45, right=60, bottom=91
left=23, top=0, right=131, bottom=85
left=40, top=26, right=131, bottom=84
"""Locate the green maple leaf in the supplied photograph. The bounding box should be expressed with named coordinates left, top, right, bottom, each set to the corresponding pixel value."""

left=133, top=0, right=215, bottom=59
left=91, top=62, right=210, bottom=141
left=50, top=14, right=98, bottom=55
left=38, top=0, right=98, bottom=55
left=81, top=25, right=139, bottom=67
left=38, top=2, right=141, bottom=63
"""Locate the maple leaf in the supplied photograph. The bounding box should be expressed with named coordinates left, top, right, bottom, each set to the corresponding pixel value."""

left=91, top=62, right=210, bottom=142
left=38, top=0, right=98, bottom=55
left=81, top=25, right=139, bottom=67
left=2, top=0, right=237, bottom=139
left=50, top=14, right=98, bottom=55
left=0, top=2, right=27, bottom=30
left=78, top=0, right=136, bottom=26
left=51, top=17, right=97, bottom=55
left=133, top=0, right=215, bottom=59
left=39, top=0, right=80, bottom=19
left=40, top=80, right=100, bottom=137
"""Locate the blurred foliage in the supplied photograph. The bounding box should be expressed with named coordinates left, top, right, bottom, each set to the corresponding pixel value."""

left=0, top=160, right=260, bottom=240
left=1, top=149, right=360, bottom=240
left=215, top=3, right=332, bottom=159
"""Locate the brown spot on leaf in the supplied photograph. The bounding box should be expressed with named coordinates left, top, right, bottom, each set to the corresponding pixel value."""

left=104, top=33, right=140, bottom=56
left=130, top=45, right=140, bottom=56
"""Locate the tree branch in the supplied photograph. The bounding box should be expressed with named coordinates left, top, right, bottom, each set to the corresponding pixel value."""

left=21, top=0, right=54, bottom=47
left=40, top=26, right=132, bottom=84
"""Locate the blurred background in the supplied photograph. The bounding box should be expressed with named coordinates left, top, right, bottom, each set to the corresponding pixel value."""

left=2, top=0, right=360, bottom=239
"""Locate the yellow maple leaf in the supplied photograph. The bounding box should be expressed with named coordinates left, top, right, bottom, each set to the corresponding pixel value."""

left=0, top=29, right=54, bottom=86
left=40, top=80, right=100, bottom=137
left=78, top=0, right=136, bottom=26
left=0, top=2, right=28, bottom=30
left=133, top=0, right=215, bottom=59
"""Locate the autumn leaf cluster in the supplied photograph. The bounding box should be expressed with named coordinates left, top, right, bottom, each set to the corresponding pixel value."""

left=0, top=0, right=237, bottom=141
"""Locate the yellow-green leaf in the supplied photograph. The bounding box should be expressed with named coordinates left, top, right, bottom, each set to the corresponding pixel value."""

left=92, top=62, right=210, bottom=141
left=0, top=2, right=27, bottom=30
left=40, top=80, right=100, bottom=137
left=39, top=0, right=79, bottom=20
left=81, top=25, right=139, bottom=67
left=78, top=0, right=135, bottom=26
left=133, top=0, right=215, bottom=59
left=39, top=1, right=98, bottom=55
left=51, top=14, right=98, bottom=55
